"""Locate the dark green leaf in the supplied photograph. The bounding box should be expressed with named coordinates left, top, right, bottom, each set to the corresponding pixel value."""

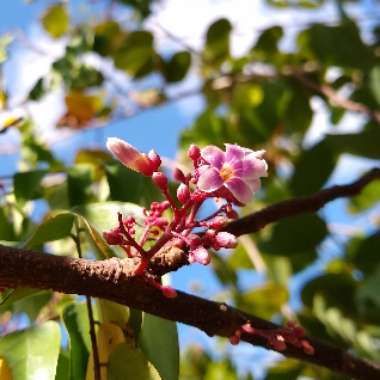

left=348, top=180, right=380, bottom=214
left=161, top=51, right=191, bottom=83
left=67, top=165, right=94, bottom=206
left=0, top=208, right=15, bottom=241
left=290, top=140, right=338, bottom=196
left=62, top=303, right=90, bottom=380
left=13, top=170, right=47, bottom=202
left=370, top=66, right=380, bottom=105
left=253, top=26, right=283, bottom=56
left=261, top=214, right=328, bottom=255
left=351, top=230, right=380, bottom=275
left=55, top=351, right=70, bottom=380
left=203, top=18, right=232, bottom=65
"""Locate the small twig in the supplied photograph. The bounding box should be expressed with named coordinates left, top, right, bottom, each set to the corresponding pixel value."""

left=72, top=221, right=101, bottom=380
left=225, top=168, right=380, bottom=237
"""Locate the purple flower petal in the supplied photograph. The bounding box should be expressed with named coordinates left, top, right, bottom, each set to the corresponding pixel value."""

left=225, top=144, right=245, bottom=163
left=246, top=177, right=261, bottom=193
left=201, top=146, right=225, bottom=169
left=198, top=167, right=224, bottom=193
left=242, top=157, right=268, bottom=178
left=225, top=177, right=253, bottom=204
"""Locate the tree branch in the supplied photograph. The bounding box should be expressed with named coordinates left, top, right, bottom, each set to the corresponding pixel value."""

left=225, top=168, right=380, bottom=237
left=0, top=244, right=379, bottom=379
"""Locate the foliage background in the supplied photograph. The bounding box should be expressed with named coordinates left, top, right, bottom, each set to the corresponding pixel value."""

left=0, top=0, right=380, bottom=379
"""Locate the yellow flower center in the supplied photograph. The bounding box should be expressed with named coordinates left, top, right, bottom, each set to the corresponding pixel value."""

left=220, top=164, right=234, bottom=181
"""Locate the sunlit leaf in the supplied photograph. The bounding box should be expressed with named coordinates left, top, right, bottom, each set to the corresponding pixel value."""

left=41, top=4, right=69, bottom=39
left=0, top=321, right=60, bottom=380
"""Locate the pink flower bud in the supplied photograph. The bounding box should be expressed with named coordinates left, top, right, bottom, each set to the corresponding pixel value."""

left=241, top=323, right=255, bottom=334
left=161, top=286, right=177, bottom=298
left=188, top=144, right=201, bottom=160
left=107, top=137, right=155, bottom=176
left=187, top=233, right=201, bottom=248
left=189, top=246, right=210, bottom=265
left=215, top=232, right=237, bottom=249
left=208, top=216, right=228, bottom=229
left=177, top=183, right=190, bottom=204
left=148, top=149, right=162, bottom=171
left=301, top=340, right=315, bottom=355
left=103, top=229, right=124, bottom=245
left=229, top=330, right=241, bottom=345
left=173, top=168, right=186, bottom=183
left=152, top=172, right=168, bottom=190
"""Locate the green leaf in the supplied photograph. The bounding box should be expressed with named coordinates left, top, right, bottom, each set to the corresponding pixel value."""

left=253, top=26, right=283, bottom=56
left=113, top=31, right=155, bottom=78
left=290, top=140, right=337, bottom=196
left=23, top=212, right=74, bottom=248
left=94, top=21, right=126, bottom=56
left=301, top=273, right=357, bottom=314
left=105, top=163, right=162, bottom=207
left=238, top=283, right=288, bottom=319
left=108, top=343, right=161, bottom=380
left=97, top=299, right=130, bottom=327
left=297, top=22, right=374, bottom=70
left=139, top=313, right=179, bottom=380
left=161, top=51, right=191, bottom=83
left=204, top=18, right=232, bottom=65
left=55, top=351, right=70, bottom=380
left=41, top=4, right=70, bottom=39
left=265, top=359, right=303, bottom=380
left=348, top=179, right=380, bottom=214
left=356, top=269, right=380, bottom=322
left=325, top=128, right=380, bottom=159
left=0, top=321, right=61, bottom=380
left=261, top=214, right=328, bottom=255
left=370, top=66, right=380, bottom=105
left=67, top=165, right=94, bottom=207
left=0, top=208, right=16, bottom=241
left=351, top=230, right=380, bottom=275
left=13, top=169, right=47, bottom=202
left=62, top=303, right=89, bottom=380
left=13, top=291, right=52, bottom=321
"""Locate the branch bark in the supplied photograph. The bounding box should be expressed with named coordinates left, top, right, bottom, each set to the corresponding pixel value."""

left=0, top=244, right=379, bottom=380
left=225, top=167, right=380, bottom=237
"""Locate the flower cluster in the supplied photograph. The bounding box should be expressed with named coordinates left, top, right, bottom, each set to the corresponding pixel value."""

left=104, top=138, right=268, bottom=297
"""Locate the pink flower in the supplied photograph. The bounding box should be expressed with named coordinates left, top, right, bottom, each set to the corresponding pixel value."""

left=107, top=137, right=160, bottom=176
left=197, top=144, right=267, bottom=204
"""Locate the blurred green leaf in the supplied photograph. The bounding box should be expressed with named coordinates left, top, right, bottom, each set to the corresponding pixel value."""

left=370, top=66, right=380, bottom=105
left=0, top=321, right=60, bottom=380
left=139, top=313, right=179, bottom=380
left=161, top=51, right=191, bottom=83
left=108, top=343, right=161, bottom=380
left=55, top=351, right=70, bottom=380
left=0, top=208, right=16, bottom=241
left=0, top=34, right=13, bottom=63
left=290, top=140, right=337, bottom=196
left=114, top=31, right=155, bottom=78
left=14, top=170, right=47, bottom=202
left=203, top=18, right=232, bottom=65
left=348, top=179, right=380, bottom=214
left=41, top=4, right=69, bottom=39
left=67, top=165, right=94, bottom=207
left=261, top=214, right=328, bottom=255
left=23, top=212, right=74, bottom=248
left=62, top=303, right=89, bottom=380
left=351, top=230, right=380, bottom=275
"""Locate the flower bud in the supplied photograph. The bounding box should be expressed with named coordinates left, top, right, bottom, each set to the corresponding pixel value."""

left=208, top=216, right=228, bottom=229
left=173, top=168, right=186, bottom=183
left=148, top=149, right=162, bottom=171
left=177, top=183, right=190, bottom=204
left=189, top=246, right=210, bottom=265
left=107, top=137, right=155, bottom=176
left=229, top=330, right=241, bottom=345
left=152, top=172, right=168, bottom=190
left=103, top=229, right=124, bottom=245
left=215, top=232, right=237, bottom=249
left=161, top=286, right=177, bottom=298
left=188, top=144, right=200, bottom=160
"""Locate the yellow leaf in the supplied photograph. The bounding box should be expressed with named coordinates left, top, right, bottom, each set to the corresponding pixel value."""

left=0, top=357, right=13, bottom=380
left=41, top=4, right=69, bottom=39
left=86, top=323, right=126, bottom=380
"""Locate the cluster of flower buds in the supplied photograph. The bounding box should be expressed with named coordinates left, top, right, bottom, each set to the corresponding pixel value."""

left=104, top=137, right=268, bottom=298
left=229, top=321, right=314, bottom=355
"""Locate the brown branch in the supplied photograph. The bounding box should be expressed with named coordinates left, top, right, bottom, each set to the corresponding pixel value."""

left=225, top=168, right=380, bottom=237
left=0, top=244, right=379, bottom=379
left=292, top=72, right=380, bottom=125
